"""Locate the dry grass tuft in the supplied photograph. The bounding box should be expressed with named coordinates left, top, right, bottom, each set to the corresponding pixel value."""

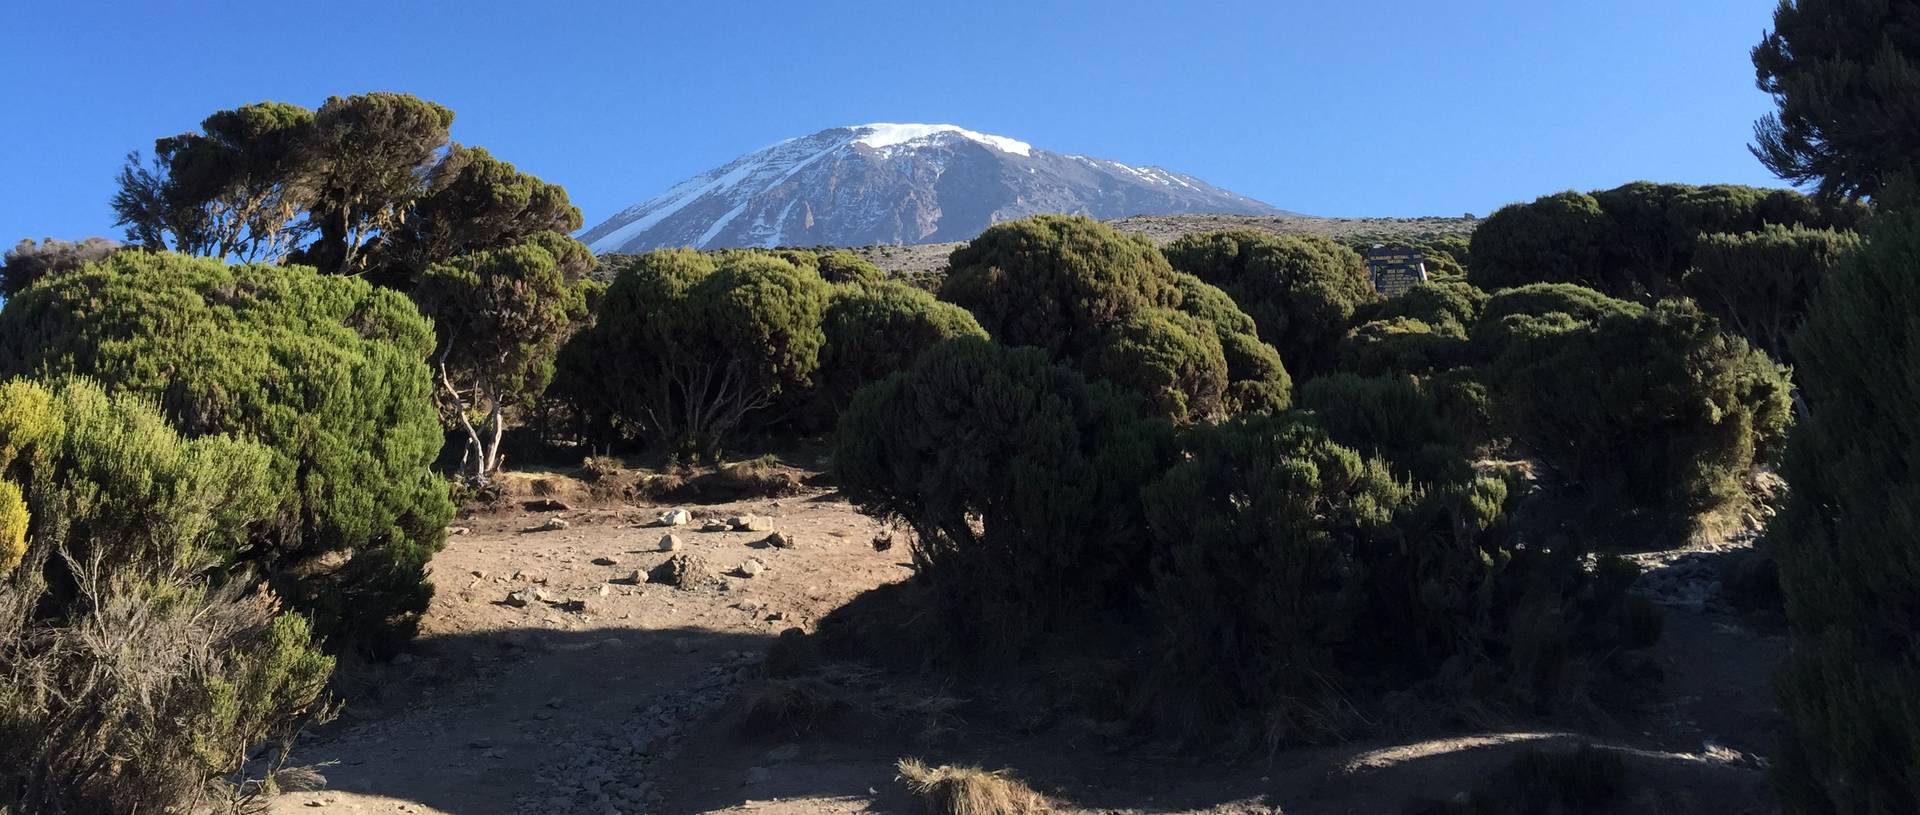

left=895, top=758, right=1052, bottom=815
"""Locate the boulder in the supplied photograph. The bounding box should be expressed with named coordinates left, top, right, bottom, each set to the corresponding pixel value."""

left=659, top=509, right=692, bottom=527
left=659, top=533, right=683, bottom=552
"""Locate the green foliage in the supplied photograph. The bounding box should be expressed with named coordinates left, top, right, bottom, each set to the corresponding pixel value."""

left=1472, top=283, right=1647, bottom=358
left=1683, top=225, right=1862, bottom=360
left=1087, top=309, right=1229, bottom=423
left=817, top=280, right=987, bottom=412
left=941, top=215, right=1179, bottom=359
left=832, top=338, right=1173, bottom=654
left=384, top=144, right=584, bottom=287
left=813, top=250, right=886, bottom=285
left=1164, top=229, right=1378, bottom=380
left=1299, top=374, right=1469, bottom=483
left=1171, top=271, right=1293, bottom=413
left=1138, top=414, right=1656, bottom=747
left=558, top=249, right=831, bottom=455
left=0, top=376, right=331, bottom=815
left=0, top=252, right=452, bottom=646
left=415, top=231, right=594, bottom=479
left=1468, top=191, right=1614, bottom=292
left=938, top=216, right=1286, bottom=420
left=301, top=93, right=456, bottom=275
left=1753, top=0, right=1920, bottom=202
left=1471, top=182, right=1862, bottom=299
left=1485, top=297, right=1793, bottom=535
left=1771, top=209, right=1920, bottom=814
left=112, top=101, right=319, bottom=263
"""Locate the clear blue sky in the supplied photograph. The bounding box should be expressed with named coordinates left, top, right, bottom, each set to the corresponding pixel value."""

left=0, top=0, right=1788, bottom=243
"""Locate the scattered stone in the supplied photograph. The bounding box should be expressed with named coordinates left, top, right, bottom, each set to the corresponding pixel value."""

left=504, top=589, right=537, bottom=608
left=728, top=515, right=761, bottom=532
left=658, top=533, right=683, bottom=553
left=765, top=744, right=801, bottom=762
left=761, top=531, right=795, bottom=549
left=591, top=556, right=620, bottom=566
left=471, top=738, right=495, bottom=749
left=448, top=526, right=472, bottom=536
left=623, top=569, right=644, bottom=585
left=746, top=766, right=772, bottom=785
left=648, top=553, right=717, bottom=589
left=737, top=558, right=766, bottom=578
left=701, top=519, right=731, bottom=533
left=533, top=587, right=558, bottom=604
left=524, top=498, right=572, bottom=512
left=598, top=583, right=612, bottom=597
left=523, top=516, right=570, bottom=533
left=471, top=569, right=488, bottom=579
left=659, top=509, right=691, bottom=527
left=546, top=697, right=564, bottom=708
left=556, top=598, right=587, bottom=613
left=872, top=533, right=894, bottom=552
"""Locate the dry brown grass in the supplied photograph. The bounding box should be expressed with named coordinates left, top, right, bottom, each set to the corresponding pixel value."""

left=895, top=758, right=1052, bottom=815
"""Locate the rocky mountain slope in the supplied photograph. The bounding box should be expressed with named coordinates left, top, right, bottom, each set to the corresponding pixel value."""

left=581, top=124, right=1287, bottom=253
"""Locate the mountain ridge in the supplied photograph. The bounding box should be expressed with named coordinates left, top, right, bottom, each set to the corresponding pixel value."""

left=580, top=124, right=1289, bottom=253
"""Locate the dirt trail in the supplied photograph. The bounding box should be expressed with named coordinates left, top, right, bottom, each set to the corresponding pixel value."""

left=275, top=478, right=1786, bottom=815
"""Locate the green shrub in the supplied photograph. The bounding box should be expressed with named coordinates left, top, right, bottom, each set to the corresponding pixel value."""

left=1472, top=282, right=1646, bottom=358
left=1299, top=373, right=1469, bottom=483
left=832, top=337, right=1173, bottom=655
left=818, top=280, right=987, bottom=412
left=1339, top=317, right=1469, bottom=376
left=939, top=216, right=1285, bottom=419
left=1164, top=229, right=1377, bottom=379
left=1771, top=209, right=1920, bottom=814
left=0, top=377, right=332, bottom=815
left=1138, top=414, right=1656, bottom=747
left=1468, top=191, right=1613, bottom=292
left=1086, top=309, right=1228, bottom=423
left=1171, top=271, right=1293, bottom=412
left=0, top=251, right=452, bottom=646
left=1486, top=298, right=1792, bottom=535
left=1472, top=182, right=1861, bottom=299
left=940, top=215, right=1178, bottom=360
left=1683, top=225, right=1862, bottom=361
left=559, top=249, right=831, bottom=456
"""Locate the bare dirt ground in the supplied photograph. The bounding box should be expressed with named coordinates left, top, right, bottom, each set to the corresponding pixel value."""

left=272, top=463, right=1783, bottom=815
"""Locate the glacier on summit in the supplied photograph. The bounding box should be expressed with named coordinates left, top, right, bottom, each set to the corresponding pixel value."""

left=580, top=124, right=1284, bottom=254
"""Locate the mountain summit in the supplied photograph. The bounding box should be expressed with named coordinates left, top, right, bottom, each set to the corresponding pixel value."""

left=581, top=124, right=1287, bottom=253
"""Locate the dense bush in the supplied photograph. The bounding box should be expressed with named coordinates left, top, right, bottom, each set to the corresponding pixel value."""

left=832, top=337, right=1173, bottom=654
left=939, top=216, right=1289, bottom=420
left=0, top=251, right=452, bottom=646
left=1470, top=182, right=1864, bottom=300
left=1164, top=229, right=1377, bottom=380
left=817, top=280, right=987, bottom=412
left=1298, top=373, right=1469, bottom=483
left=1467, top=191, right=1613, bottom=292
left=1137, top=413, right=1657, bottom=747
left=558, top=249, right=831, bottom=456
left=1683, top=225, right=1862, bottom=361
left=1771, top=209, right=1920, bottom=814
left=1471, top=282, right=1647, bottom=358
left=940, top=215, right=1179, bottom=359
left=1485, top=297, right=1793, bottom=535
left=0, top=377, right=332, bottom=814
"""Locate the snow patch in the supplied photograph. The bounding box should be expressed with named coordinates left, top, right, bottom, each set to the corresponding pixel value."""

left=852, top=123, right=1032, bottom=157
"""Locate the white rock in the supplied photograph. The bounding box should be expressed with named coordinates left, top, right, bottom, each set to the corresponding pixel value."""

left=660, top=509, right=692, bottom=527
left=738, top=558, right=765, bottom=578
left=659, top=533, right=683, bottom=552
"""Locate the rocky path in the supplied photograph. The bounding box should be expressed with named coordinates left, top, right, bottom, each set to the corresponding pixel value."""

left=271, top=486, right=900, bottom=815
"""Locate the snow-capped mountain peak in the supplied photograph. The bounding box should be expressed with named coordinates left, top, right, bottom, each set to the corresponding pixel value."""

left=851, top=123, right=1032, bottom=157
left=582, top=124, right=1285, bottom=254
